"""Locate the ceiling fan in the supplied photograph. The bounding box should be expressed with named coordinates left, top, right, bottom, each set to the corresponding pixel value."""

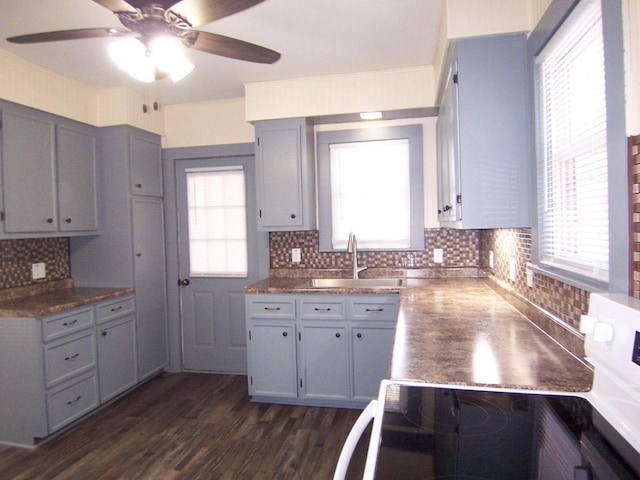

left=6, top=0, right=280, bottom=81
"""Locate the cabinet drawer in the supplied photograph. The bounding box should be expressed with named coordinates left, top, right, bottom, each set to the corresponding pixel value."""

left=299, top=300, right=346, bottom=320
left=349, top=299, right=397, bottom=321
left=96, top=296, right=135, bottom=324
left=44, top=332, right=96, bottom=388
left=42, top=307, right=94, bottom=341
left=47, top=373, right=98, bottom=433
left=247, top=299, right=295, bottom=319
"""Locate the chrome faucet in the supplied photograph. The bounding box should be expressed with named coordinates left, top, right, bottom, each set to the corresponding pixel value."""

left=347, top=232, right=367, bottom=279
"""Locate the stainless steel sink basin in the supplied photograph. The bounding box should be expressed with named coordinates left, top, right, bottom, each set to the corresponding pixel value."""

left=310, top=278, right=403, bottom=288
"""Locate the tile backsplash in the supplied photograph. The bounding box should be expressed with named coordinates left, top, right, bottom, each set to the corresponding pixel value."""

left=269, top=228, right=480, bottom=269
left=478, top=228, right=589, bottom=332
left=0, top=238, right=70, bottom=290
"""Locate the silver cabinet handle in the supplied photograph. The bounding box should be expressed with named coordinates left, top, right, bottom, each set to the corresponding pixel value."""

left=64, top=353, right=79, bottom=361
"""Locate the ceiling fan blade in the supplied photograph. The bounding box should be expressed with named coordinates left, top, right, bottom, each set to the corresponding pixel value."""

left=188, top=31, right=280, bottom=64
left=92, top=0, right=138, bottom=14
left=171, top=0, right=267, bottom=28
left=7, top=28, right=130, bottom=44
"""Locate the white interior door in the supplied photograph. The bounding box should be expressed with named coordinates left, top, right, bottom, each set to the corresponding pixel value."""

left=176, top=155, right=263, bottom=373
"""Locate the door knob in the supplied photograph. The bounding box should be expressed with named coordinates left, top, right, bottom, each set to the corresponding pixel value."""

left=178, top=278, right=190, bottom=286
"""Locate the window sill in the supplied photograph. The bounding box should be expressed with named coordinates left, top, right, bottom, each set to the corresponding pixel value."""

left=528, top=263, right=608, bottom=293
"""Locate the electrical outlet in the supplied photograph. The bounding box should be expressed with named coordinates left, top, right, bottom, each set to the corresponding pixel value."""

left=489, top=251, right=494, bottom=269
left=433, top=248, right=443, bottom=264
left=291, top=248, right=301, bottom=263
left=526, top=262, right=534, bottom=288
left=509, top=258, right=517, bottom=282
left=32, top=262, right=46, bottom=280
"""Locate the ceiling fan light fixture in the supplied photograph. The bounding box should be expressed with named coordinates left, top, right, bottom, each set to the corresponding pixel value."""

left=150, top=36, right=195, bottom=82
left=109, top=36, right=194, bottom=83
left=109, top=38, right=155, bottom=83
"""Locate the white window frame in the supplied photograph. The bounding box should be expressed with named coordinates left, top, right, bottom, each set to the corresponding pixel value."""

left=185, top=166, right=248, bottom=278
left=530, top=0, right=628, bottom=293
left=317, top=125, right=425, bottom=252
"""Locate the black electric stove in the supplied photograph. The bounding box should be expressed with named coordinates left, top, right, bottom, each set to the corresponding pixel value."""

left=373, top=384, right=640, bottom=480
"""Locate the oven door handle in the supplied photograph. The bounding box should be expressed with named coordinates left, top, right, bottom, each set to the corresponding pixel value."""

left=333, top=399, right=378, bottom=480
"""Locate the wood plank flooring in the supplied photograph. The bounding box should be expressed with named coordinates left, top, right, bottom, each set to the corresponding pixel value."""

left=0, top=373, right=370, bottom=479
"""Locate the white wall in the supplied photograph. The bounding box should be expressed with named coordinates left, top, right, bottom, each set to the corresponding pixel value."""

left=244, top=67, right=435, bottom=122
left=163, top=97, right=253, bottom=148
left=0, top=49, right=163, bottom=134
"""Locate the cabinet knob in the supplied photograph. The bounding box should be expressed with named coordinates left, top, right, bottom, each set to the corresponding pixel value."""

left=136, top=252, right=142, bottom=257
left=46, top=218, right=54, bottom=223
left=356, top=333, right=362, bottom=338
left=282, top=331, right=288, bottom=337
left=65, top=218, right=72, bottom=223
left=335, top=332, right=341, bottom=338
left=178, top=278, right=190, bottom=286
left=135, top=183, right=142, bottom=189
left=443, top=205, right=452, bottom=212
left=290, top=213, right=296, bottom=219
left=101, top=331, right=108, bottom=337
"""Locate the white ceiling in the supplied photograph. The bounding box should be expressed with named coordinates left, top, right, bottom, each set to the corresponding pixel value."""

left=0, top=0, right=442, bottom=106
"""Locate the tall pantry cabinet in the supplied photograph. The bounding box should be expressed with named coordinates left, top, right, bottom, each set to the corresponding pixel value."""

left=70, top=126, right=168, bottom=381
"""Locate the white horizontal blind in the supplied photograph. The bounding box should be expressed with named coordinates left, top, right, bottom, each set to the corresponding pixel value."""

left=186, top=167, right=248, bottom=277
left=536, top=0, right=608, bottom=282
left=329, top=139, right=411, bottom=249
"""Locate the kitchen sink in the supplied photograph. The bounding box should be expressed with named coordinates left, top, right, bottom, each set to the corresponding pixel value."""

left=309, top=278, right=404, bottom=288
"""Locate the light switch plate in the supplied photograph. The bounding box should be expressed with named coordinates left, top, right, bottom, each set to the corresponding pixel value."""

left=489, top=251, right=494, bottom=269
left=433, top=248, right=443, bottom=264
left=32, top=262, right=46, bottom=280
left=291, top=248, right=301, bottom=263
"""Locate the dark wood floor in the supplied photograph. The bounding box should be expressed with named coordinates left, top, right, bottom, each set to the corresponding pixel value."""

left=0, top=373, right=370, bottom=479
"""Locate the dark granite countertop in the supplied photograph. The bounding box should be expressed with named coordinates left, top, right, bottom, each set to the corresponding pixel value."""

left=244, top=276, right=593, bottom=393
left=0, top=286, right=135, bottom=317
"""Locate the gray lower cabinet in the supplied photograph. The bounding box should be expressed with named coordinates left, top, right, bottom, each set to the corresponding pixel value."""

left=96, top=296, right=137, bottom=403
left=248, top=322, right=298, bottom=398
left=246, top=293, right=398, bottom=407
left=0, top=295, right=136, bottom=447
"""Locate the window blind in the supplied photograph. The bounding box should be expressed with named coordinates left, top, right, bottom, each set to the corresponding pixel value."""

left=329, top=139, right=411, bottom=249
left=186, top=166, right=248, bottom=277
left=535, top=0, right=608, bottom=282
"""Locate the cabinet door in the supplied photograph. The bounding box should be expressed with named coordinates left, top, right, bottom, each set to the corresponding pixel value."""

left=1, top=110, right=57, bottom=233
left=436, top=65, right=461, bottom=223
left=97, top=316, right=137, bottom=402
left=132, top=197, right=168, bottom=380
left=299, top=324, right=349, bottom=401
left=255, top=118, right=315, bottom=231
left=130, top=132, right=162, bottom=197
left=56, top=123, right=98, bottom=231
left=248, top=322, right=298, bottom=398
left=351, top=326, right=395, bottom=401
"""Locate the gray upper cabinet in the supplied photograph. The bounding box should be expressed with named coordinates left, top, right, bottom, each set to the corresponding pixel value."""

left=0, top=103, right=98, bottom=236
left=255, top=118, right=316, bottom=231
left=56, top=123, right=98, bottom=232
left=436, top=33, right=531, bottom=229
left=1, top=109, right=57, bottom=233
left=130, top=132, right=163, bottom=197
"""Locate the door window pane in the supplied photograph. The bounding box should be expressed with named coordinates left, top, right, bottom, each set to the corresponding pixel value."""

left=186, top=167, right=247, bottom=277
